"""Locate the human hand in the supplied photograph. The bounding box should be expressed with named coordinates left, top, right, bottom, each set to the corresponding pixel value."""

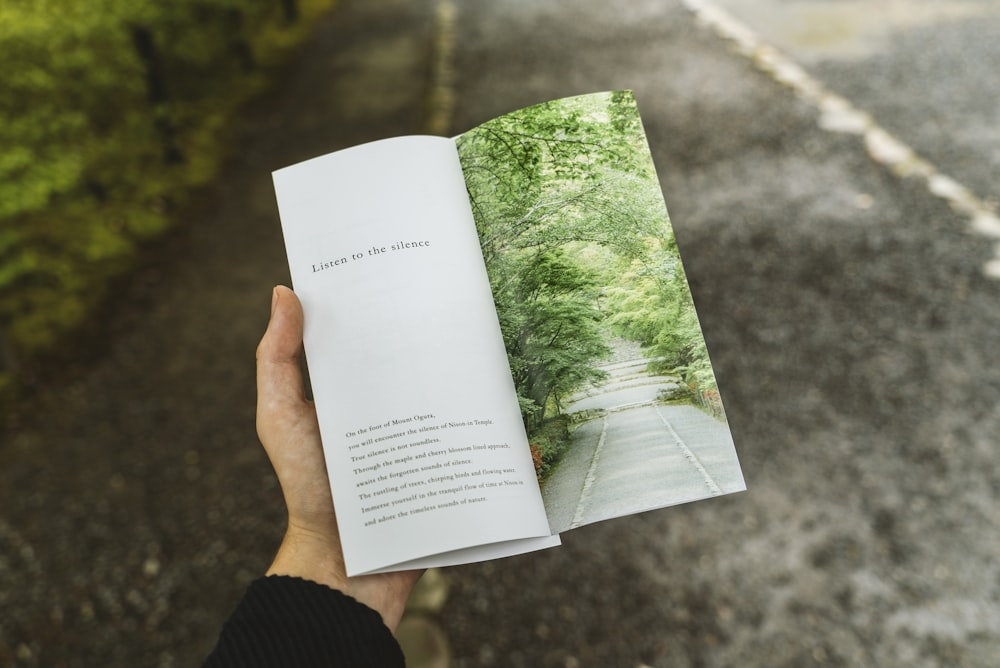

left=256, top=285, right=422, bottom=631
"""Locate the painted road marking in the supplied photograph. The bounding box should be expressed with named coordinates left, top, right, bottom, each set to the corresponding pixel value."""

left=654, top=405, right=724, bottom=496
left=425, top=0, right=457, bottom=135
left=682, top=0, right=1000, bottom=278
left=570, top=415, right=608, bottom=529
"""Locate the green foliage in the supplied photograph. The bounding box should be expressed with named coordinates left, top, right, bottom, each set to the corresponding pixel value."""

left=458, top=91, right=664, bottom=265
left=528, top=415, right=572, bottom=479
left=0, top=0, right=333, bottom=393
left=497, top=249, right=610, bottom=428
left=458, top=93, right=665, bottom=432
left=604, top=252, right=718, bottom=398
left=457, top=92, right=678, bottom=429
left=457, top=91, right=720, bottom=430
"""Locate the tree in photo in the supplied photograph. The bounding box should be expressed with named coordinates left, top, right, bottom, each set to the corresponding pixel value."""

left=603, top=245, right=720, bottom=414
left=496, top=249, right=610, bottom=429
left=456, top=92, right=673, bottom=434
left=458, top=91, right=723, bottom=439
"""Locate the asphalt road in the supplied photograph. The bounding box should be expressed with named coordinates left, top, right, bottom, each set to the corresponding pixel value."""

left=0, top=1, right=441, bottom=665
left=713, top=0, right=1000, bottom=206
left=443, top=1, right=1000, bottom=666
left=541, top=352, right=743, bottom=534
left=2, top=1, right=999, bottom=666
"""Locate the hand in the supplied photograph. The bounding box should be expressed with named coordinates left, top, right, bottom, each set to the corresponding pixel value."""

left=255, top=285, right=422, bottom=632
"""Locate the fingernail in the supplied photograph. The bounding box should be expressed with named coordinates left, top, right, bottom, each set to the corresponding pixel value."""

left=270, top=286, right=279, bottom=316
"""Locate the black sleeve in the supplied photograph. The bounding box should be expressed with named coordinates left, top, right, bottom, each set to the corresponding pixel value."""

left=203, top=575, right=406, bottom=667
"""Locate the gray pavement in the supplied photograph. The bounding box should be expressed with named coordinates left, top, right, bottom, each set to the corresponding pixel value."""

left=713, top=0, right=1000, bottom=205
left=3, top=1, right=1000, bottom=667
left=442, top=1, right=1000, bottom=666
left=546, top=403, right=742, bottom=530
left=0, top=1, right=441, bottom=665
left=541, top=350, right=743, bottom=533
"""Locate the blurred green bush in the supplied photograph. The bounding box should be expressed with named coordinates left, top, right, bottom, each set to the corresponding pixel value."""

left=0, top=0, right=334, bottom=398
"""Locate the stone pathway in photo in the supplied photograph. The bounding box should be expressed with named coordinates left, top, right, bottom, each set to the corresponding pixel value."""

left=540, top=343, right=744, bottom=533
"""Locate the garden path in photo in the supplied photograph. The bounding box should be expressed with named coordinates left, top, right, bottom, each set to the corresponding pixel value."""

left=540, top=341, right=743, bottom=533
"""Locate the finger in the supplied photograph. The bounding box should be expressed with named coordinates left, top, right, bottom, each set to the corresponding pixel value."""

left=255, top=287, right=331, bottom=521
left=256, top=286, right=311, bottom=432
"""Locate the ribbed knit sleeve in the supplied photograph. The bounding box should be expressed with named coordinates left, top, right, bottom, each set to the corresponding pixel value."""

left=203, top=575, right=406, bottom=667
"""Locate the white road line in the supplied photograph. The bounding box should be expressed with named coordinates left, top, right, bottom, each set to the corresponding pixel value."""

left=682, top=0, right=1000, bottom=278
left=654, top=405, right=723, bottom=495
left=570, top=415, right=608, bottom=529
left=425, top=0, right=457, bottom=135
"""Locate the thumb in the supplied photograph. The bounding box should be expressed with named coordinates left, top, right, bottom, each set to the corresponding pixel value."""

left=256, top=286, right=311, bottom=437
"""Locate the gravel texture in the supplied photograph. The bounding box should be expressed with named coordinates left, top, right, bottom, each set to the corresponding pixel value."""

left=2, top=1, right=999, bottom=666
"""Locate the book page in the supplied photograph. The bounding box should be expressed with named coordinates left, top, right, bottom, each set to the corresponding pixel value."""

left=272, top=137, right=554, bottom=575
left=455, top=91, right=745, bottom=535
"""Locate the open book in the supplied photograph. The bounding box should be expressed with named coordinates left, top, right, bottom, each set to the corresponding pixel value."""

left=272, top=91, right=745, bottom=576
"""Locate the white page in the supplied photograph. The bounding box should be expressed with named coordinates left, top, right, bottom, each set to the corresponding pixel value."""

left=273, top=136, right=554, bottom=575
left=367, top=534, right=562, bottom=574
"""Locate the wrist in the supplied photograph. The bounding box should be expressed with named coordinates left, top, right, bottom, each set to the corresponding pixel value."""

left=266, top=523, right=420, bottom=632
left=266, top=523, right=349, bottom=592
